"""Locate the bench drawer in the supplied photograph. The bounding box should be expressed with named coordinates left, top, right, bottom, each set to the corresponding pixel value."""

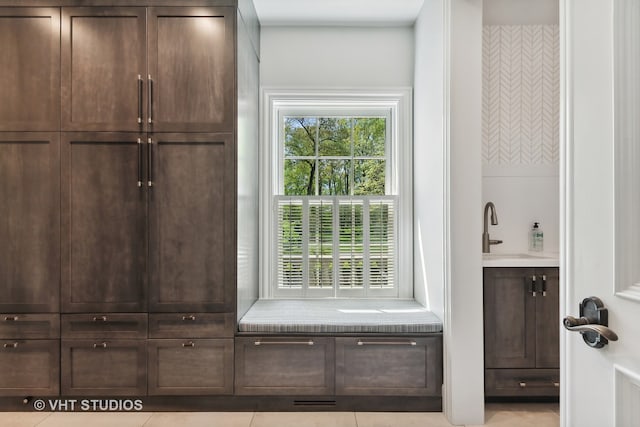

left=336, top=336, right=442, bottom=396
left=148, top=339, right=233, bottom=395
left=61, top=314, right=147, bottom=339
left=148, top=313, right=234, bottom=338
left=0, top=339, right=59, bottom=396
left=0, top=314, right=59, bottom=339
left=235, top=337, right=334, bottom=395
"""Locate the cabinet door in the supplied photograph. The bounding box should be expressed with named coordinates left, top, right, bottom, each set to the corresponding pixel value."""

left=0, top=133, right=60, bottom=313
left=335, top=337, right=442, bottom=396
left=61, top=339, right=146, bottom=396
left=235, top=337, right=335, bottom=396
left=149, top=133, right=235, bottom=312
left=0, top=340, right=59, bottom=396
left=61, top=7, right=146, bottom=132
left=148, top=339, right=233, bottom=395
left=535, top=268, right=560, bottom=368
left=484, top=268, right=537, bottom=369
left=147, top=7, right=234, bottom=132
left=61, top=133, right=147, bottom=313
left=0, top=8, right=60, bottom=131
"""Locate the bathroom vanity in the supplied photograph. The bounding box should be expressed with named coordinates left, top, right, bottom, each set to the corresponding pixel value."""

left=482, top=254, right=560, bottom=398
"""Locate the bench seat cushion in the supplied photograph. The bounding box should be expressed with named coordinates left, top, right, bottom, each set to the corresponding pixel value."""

left=238, top=299, right=443, bottom=334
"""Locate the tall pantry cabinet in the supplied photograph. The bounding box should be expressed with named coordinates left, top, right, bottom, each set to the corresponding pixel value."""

left=0, top=2, right=246, bottom=399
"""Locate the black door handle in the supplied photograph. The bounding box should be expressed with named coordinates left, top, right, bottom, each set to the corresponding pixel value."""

left=563, top=296, right=618, bottom=348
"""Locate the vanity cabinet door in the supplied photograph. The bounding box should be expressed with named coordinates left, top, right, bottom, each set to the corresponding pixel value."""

left=0, top=340, right=59, bottom=396
left=535, top=268, right=560, bottom=368
left=483, top=268, right=537, bottom=369
left=234, top=337, right=335, bottom=395
left=335, top=337, right=442, bottom=396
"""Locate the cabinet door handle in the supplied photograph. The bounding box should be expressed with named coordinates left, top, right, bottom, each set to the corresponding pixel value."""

left=148, top=75, right=153, bottom=124
left=254, top=340, right=314, bottom=346
left=92, top=316, right=107, bottom=322
left=530, top=275, right=537, bottom=297
left=541, top=274, right=547, bottom=296
left=137, top=75, right=143, bottom=124
left=137, top=138, right=143, bottom=187
left=182, top=315, right=196, bottom=321
left=93, top=342, right=108, bottom=349
left=4, top=316, right=18, bottom=322
left=357, top=340, right=417, bottom=346
left=3, top=342, right=18, bottom=349
left=182, top=341, right=195, bottom=348
left=147, top=137, right=153, bottom=187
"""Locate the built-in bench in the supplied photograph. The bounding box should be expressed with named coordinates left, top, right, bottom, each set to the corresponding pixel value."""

left=236, top=299, right=443, bottom=409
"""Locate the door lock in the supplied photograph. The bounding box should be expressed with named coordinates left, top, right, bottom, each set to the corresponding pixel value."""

left=563, top=296, right=618, bottom=348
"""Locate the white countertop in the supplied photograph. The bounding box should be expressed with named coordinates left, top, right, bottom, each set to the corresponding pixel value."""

left=482, top=252, right=559, bottom=267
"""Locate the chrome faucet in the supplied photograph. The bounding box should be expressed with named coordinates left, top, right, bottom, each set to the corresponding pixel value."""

left=482, top=202, right=503, bottom=253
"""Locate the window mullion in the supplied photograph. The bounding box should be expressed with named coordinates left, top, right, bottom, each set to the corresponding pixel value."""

left=363, top=199, right=371, bottom=297
left=332, top=197, right=339, bottom=297
left=315, top=117, right=320, bottom=195
left=302, top=198, right=310, bottom=297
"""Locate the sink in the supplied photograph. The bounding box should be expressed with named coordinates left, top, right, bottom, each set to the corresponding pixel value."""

left=482, top=252, right=559, bottom=267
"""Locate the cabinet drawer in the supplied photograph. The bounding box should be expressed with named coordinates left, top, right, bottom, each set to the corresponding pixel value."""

left=61, top=339, right=146, bottom=396
left=235, top=337, right=334, bottom=395
left=149, top=313, right=234, bottom=338
left=148, top=339, right=233, bottom=395
left=485, top=369, right=560, bottom=397
left=0, top=340, right=59, bottom=396
left=61, top=314, right=147, bottom=339
left=0, top=314, right=59, bottom=339
left=336, top=337, right=442, bottom=396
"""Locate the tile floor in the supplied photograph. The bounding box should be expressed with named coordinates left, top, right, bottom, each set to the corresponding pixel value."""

left=0, top=404, right=559, bottom=427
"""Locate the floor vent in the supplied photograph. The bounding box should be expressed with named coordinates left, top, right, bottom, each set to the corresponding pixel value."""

left=293, top=400, right=337, bottom=407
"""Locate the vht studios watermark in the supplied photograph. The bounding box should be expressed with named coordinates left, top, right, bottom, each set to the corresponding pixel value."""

left=33, top=399, right=143, bottom=412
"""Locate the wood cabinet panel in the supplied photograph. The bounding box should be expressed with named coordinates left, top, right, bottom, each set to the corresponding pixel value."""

left=149, top=133, right=234, bottom=313
left=536, top=268, right=560, bottom=368
left=61, top=339, right=146, bottom=395
left=0, top=339, right=59, bottom=396
left=335, top=337, right=442, bottom=396
left=61, top=7, right=146, bottom=131
left=0, top=133, right=60, bottom=313
left=61, top=314, right=147, bottom=339
left=485, top=368, right=559, bottom=397
left=148, top=338, right=233, bottom=395
left=0, top=314, right=59, bottom=339
left=235, top=337, right=335, bottom=396
left=483, top=268, right=537, bottom=369
left=147, top=7, right=234, bottom=132
left=0, top=8, right=60, bottom=131
left=61, top=133, right=147, bottom=313
left=149, top=313, right=234, bottom=338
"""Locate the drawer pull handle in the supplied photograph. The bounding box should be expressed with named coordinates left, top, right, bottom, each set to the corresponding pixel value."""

left=92, top=316, right=107, bottom=322
left=3, top=342, right=18, bottom=349
left=357, top=340, right=417, bottom=346
left=182, top=341, right=195, bottom=347
left=93, top=342, right=108, bottom=349
left=519, top=382, right=527, bottom=388
left=4, top=316, right=18, bottom=321
left=182, top=315, right=196, bottom=321
left=254, top=340, right=314, bottom=346
left=553, top=382, right=560, bottom=387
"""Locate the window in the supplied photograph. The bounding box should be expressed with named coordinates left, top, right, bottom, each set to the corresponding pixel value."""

left=261, top=90, right=412, bottom=298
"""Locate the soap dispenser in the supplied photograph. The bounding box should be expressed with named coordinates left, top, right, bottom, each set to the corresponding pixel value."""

left=529, top=222, right=544, bottom=252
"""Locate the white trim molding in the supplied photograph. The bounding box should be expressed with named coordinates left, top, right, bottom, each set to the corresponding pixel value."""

left=259, top=87, right=413, bottom=299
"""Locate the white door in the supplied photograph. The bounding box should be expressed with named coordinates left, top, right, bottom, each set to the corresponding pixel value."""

left=562, top=1, right=640, bottom=426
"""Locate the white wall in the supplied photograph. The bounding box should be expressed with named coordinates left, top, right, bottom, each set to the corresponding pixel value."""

left=260, top=26, right=414, bottom=87
left=484, top=0, right=558, bottom=25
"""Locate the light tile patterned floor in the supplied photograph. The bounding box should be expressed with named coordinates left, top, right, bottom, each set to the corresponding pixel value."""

left=0, top=404, right=559, bottom=427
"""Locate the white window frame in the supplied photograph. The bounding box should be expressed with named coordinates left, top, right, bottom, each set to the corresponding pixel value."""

left=260, top=88, right=413, bottom=299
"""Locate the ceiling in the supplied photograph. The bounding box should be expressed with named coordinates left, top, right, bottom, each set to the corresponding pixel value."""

left=252, top=0, right=425, bottom=26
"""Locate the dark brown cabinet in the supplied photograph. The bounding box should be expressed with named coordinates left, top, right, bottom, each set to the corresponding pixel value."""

left=0, top=340, right=60, bottom=396
left=484, top=267, right=559, bottom=397
left=0, top=133, right=60, bottom=313
left=61, top=7, right=234, bottom=133
left=0, top=9, right=60, bottom=131
left=335, top=337, right=442, bottom=396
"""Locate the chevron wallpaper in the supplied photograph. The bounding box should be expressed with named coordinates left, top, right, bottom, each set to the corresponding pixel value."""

left=482, top=25, right=559, bottom=165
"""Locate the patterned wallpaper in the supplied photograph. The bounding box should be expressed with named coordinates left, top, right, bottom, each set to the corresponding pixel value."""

left=482, top=25, right=559, bottom=165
